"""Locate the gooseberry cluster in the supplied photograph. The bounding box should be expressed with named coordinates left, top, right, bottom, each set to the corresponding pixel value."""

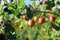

left=28, top=16, right=55, bottom=27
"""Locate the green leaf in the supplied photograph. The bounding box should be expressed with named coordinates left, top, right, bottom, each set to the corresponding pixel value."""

left=54, top=0, right=58, bottom=4
left=19, top=0, right=24, bottom=8
left=42, top=5, right=46, bottom=11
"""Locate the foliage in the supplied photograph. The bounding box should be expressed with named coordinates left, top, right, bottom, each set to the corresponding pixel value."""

left=0, top=0, right=60, bottom=40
